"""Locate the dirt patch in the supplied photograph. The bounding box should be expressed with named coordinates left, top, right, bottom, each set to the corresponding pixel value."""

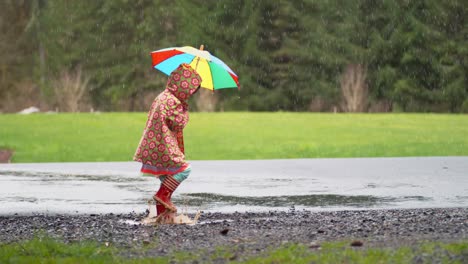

left=0, top=149, right=13, bottom=163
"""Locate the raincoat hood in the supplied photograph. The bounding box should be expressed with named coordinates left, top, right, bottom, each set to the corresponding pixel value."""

left=165, top=63, right=202, bottom=102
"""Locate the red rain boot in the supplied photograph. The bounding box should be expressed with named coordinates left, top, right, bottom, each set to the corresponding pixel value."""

left=153, top=176, right=180, bottom=214
left=156, top=201, right=167, bottom=216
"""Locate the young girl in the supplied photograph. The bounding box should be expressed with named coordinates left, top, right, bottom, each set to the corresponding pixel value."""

left=133, top=63, right=201, bottom=223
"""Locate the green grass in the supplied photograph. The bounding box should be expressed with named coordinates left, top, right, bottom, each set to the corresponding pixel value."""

left=0, top=236, right=467, bottom=263
left=244, top=241, right=468, bottom=264
left=0, top=236, right=118, bottom=264
left=0, top=113, right=467, bottom=162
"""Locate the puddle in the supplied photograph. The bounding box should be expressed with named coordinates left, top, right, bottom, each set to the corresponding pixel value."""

left=120, top=219, right=142, bottom=226
left=198, top=219, right=234, bottom=225
left=178, top=193, right=398, bottom=208
left=0, top=158, right=467, bottom=215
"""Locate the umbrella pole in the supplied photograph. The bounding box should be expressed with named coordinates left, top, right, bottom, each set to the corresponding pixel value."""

left=194, top=45, right=204, bottom=71
left=194, top=45, right=213, bottom=92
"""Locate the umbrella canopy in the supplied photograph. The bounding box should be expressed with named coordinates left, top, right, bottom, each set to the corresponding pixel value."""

left=150, top=46, right=239, bottom=90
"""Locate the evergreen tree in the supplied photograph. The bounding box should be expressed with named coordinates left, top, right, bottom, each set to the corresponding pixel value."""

left=0, top=1, right=37, bottom=110
left=1, top=0, right=466, bottom=112
left=40, top=0, right=182, bottom=111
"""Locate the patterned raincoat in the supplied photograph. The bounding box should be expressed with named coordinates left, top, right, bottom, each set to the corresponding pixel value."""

left=133, top=63, right=201, bottom=176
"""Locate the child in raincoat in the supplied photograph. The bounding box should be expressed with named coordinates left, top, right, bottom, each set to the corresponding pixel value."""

left=133, top=63, right=201, bottom=223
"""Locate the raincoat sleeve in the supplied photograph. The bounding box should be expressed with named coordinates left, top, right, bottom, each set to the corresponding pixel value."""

left=176, top=131, right=185, bottom=154
left=165, top=102, right=188, bottom=154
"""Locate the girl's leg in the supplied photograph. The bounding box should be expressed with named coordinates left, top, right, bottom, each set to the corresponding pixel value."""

left=154, top=166, right=192, bottom=215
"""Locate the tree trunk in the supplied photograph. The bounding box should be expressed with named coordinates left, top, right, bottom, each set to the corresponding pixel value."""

left=195, top=89, right=218, bottom=112
left=340, top=64, right=368, bottom=112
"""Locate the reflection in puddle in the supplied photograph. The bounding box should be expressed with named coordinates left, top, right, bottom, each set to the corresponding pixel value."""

left=0, top=170, right=146, bottom=183
left=399, top=196, right=432, bottom=202
left=3, top=196, right=38, bottom=203
left=177, top=193, right=401, bottom=208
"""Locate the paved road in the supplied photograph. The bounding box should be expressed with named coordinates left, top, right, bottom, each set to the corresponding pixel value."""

left=0, top=157, right=467, bottom=215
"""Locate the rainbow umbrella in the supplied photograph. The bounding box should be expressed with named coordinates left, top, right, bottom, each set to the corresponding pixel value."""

left=150, top=45, right=239, bottom=90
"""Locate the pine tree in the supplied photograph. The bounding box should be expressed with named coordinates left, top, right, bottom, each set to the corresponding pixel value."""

left=2, top=0, right=466, bottom=112
left=0, top=1, right=38, bottom=111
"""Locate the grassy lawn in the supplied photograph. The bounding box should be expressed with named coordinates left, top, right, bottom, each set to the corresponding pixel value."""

left=1, top=236, right=467, bottom=263
left=0, top=113, right=467, bottom=162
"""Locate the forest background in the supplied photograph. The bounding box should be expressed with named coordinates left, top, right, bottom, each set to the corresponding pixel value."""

left=1, top=0, right=467, bottom=113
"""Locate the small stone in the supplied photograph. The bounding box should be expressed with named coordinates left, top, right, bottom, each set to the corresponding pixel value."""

left=309, top=242, right=321, bottom=249
left=350, top=240, right=364, bottom=247
left=220, top=228, right=229, bottom=235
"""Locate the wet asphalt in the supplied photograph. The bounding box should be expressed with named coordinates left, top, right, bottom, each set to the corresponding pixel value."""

left=0, top=157, right=467, bottom=215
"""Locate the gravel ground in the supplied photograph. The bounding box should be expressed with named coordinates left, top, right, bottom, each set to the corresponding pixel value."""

left=1, top=207, right=467, bottom=259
